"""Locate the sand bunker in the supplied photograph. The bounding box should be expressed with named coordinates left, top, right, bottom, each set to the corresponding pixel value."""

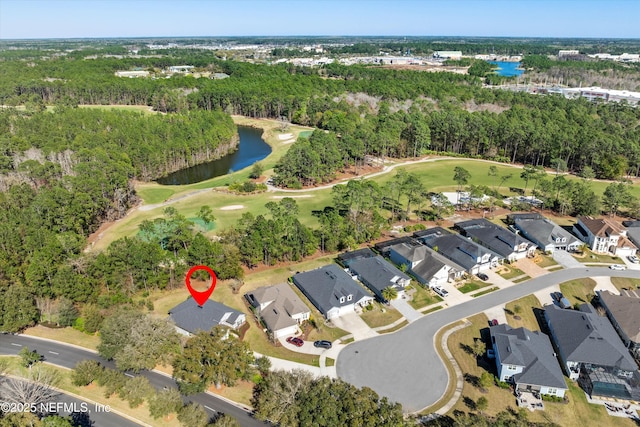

left=219, top=205, right=245, bottom=210
left=278, top=133, right=293, bottom=140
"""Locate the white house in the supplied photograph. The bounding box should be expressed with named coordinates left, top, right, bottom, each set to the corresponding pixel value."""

left=573, top=216, right=637, bottom=256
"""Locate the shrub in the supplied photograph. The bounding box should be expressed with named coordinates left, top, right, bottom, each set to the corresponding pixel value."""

left=71, top=360, right=103, bottom=386
left=541, top=394, right=564, bottom=402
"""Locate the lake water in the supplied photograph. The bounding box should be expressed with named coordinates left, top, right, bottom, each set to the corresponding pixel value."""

left=156, top=125, right=271, bottom=185
left=489, top=61, right=524, bottom=77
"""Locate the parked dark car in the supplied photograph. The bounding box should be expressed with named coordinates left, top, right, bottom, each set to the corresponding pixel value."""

left=489, top=319, right=499, bottom=327
left=477, top=273, right=489, bottom=281
left=553, top=292, right=572, bottom=309
left=314, top=340, right=332, bottom=349
left=286, top=337, right=304, bottom=347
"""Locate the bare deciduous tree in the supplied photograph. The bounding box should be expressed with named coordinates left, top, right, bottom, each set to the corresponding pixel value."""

left=0, top=367, right=60, bottom=407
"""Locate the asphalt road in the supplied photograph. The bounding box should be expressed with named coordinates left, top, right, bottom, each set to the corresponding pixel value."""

left=0, top=335, right=266, bottom=427
left=336, top=267, right=640, bottom=413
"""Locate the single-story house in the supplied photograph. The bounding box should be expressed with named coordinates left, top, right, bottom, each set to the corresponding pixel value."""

left=388, top=240, right=463, bottom=287
left=490, top=324, right=567, bottom=398
left=508, top=213, right=581, bottom=254
left=169, top=298, right=246, bottom=336
left=455, top=218, right=537, bottom=261
left=374, top=237, right=415, bottom=256
left=572, top=216, right=637, bottom=256
left=245, top=283, right=310, bottom=339
left=544, top=304, right=639, bottom=400
left=349, top=255, right=411, bottom=301
left=414, top=227, right=502, bottom=275
left=292, top=264, right=374, bottom=319
left=597, top=290, right=640, bottom=353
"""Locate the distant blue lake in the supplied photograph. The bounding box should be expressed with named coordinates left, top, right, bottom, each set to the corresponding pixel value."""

left=489, top=61, right=524, bottom=77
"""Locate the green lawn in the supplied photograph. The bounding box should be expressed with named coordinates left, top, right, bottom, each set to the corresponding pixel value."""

left=535, top=253, right=558, bottom=268
left=408, top=284, right=443, bottom=310
left=458, top=280, right=491, bottom=294
left=559, top=278, right=597, bottom=307
left=472, top=287, right=499, bottom=297
left=377, top=320, right=408, bottom=334
left=505, top=294, right=542, bottom=331
left=360, top=303, right=403, bottom=328
left=574, top=250, right=621, bottom=264
left=497, top=265, right=527, bottom=280
left=610, top=277, right=640, bottom=292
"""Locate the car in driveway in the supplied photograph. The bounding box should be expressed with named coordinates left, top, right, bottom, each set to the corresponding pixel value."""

left=488, top=319, right=499, bottom=327
left=610, top=264, right=626, bottom=270
left=432, top=286, right=449, bottom=297
left=286, top=337, right=304, bottom=347
left=552, top=292, right=572, bottom=309
left=628, top=255, right=640, bottom=264
left=313, top=340, right=332, bottom=349
left=477, top=273, right=489, bottom=281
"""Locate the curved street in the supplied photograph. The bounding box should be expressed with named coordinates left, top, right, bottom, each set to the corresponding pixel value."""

left=0, top=336, right=266, bottom=427
left=336, top=267, right=640, bottom=413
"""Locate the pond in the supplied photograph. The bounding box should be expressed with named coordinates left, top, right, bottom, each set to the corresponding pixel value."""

left=156, top=125, right=271, bottom=185
left=489, top=61, right=524, bottom=77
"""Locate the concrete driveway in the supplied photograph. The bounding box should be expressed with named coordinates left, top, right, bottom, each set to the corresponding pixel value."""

left=279, top=336, right=325, bottom=355
left=553, top=250, right=583, bottom=268
left=533, top=284, right=561, bottom=305
left=336, top=267, right=640, bottom=413
left=330, top=312, right=377, bottom=341
left=390, top=297, right=421, bottom=323
left=592, top=276, right=621, bottom=295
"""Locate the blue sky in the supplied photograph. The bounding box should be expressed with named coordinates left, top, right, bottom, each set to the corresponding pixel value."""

left=1, top=0, right=638, bottom=39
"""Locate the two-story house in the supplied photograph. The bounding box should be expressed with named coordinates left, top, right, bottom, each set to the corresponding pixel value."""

left=388, top=239, right=463, bottom=287
left=508, top=213, right=581, bottom=254
left=573, top=216, right=637, bottom=256
left=245, top=283, right=311, bottom=338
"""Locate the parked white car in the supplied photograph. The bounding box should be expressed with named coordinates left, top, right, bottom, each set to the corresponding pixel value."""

left=628, top=255, right=639, bottom=264
left=610, top=264, right=626, bottom=271
left=432, top=286, right=449, bottom=297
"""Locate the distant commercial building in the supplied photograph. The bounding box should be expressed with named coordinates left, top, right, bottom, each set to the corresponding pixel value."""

left=558, top=49, right=579, bottom=58
left=563, top=87, right=640, bottom=105
left=115, top=70, right=149, bottom=78
left=168, top=65, right=194, bottom=73
left=433, top=51, right=462, bottom=60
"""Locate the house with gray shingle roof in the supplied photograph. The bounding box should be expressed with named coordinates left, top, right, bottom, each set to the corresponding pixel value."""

left=414, top=227, right=502, bottom=275
left=245, top=283, right=310, bottom=339
left=456, top=218, right=537, bottom=261
left=348, top=255, right=410, bottom=302
left=292, top=264, right=374, bottom=319
left=597, top=290, right=640, bottom=353
left=388, top=240, right=463, bottom=287
left=490, top=324, right=567, bottom=398
left=169, top=298, right=245, bottom=336
left=509, top=213, right=581, bottom=254
left=544, top=304, right=640, bottom=400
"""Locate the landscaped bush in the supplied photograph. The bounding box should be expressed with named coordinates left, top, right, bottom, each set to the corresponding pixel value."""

left=494, top=377, right=511, bottom=389
left=541, top=394, right=564, bottom=402
left=71, top=360, right=104, bottom=386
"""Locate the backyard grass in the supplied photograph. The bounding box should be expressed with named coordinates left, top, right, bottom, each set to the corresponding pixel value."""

left=610, top=277, right=640, bottom=292
left=559, top=278, right=597, bottom=307
left=408, top=284, right=442, bottom=310
left=458, top=280, right=491, bottom=294
left=504, top=295, right=542, bottom=331
left=0, top=356, right=182, bottom=427
left=360, top=304, right=403, bottom=328
left=22, top=325, right=100, bottom=351
left=497, top=265, right=527, bottom=280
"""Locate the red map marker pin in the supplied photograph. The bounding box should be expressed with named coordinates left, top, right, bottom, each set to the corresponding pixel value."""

left=185, top=265, right=217, bottom=307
